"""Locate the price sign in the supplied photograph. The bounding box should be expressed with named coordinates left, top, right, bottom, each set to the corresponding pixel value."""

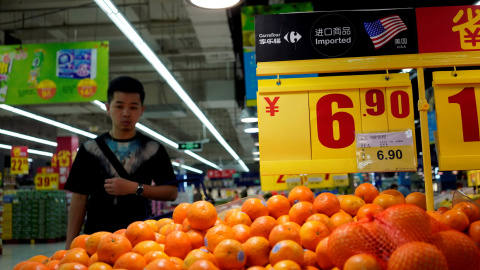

left=433, top=70, right=480, bottom=171
left=286, top=177, right=303, bottom=190
left=258, top=73, right=416, bottom=175
left=34, top=167, right=59, bottom=190
left=260, top=174, right=303, bottom=191
left=10, top=146, right=28, bottom=175
left=356, top=130, right=415, bottom=172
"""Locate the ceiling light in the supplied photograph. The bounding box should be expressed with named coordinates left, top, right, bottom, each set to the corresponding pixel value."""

left=0, top=129, right=57, bottom=147
left=186, top=0, right=244, bottom=9
left=94, top=0, right=249, bottom=172
left=244, top=123, right=259, bottom=133
left=240, top=107, right=258, bottom=123
left=254, top=141, right=259, bottom=147
left=253, top=156, right=260, bottom=161
left=401, top=68, right=412, bottom=73
left=171, top=161, right=203, bottom=174
left=0, top=143, right=52, bottom=157
left=252, top=146, right=259, bottom=155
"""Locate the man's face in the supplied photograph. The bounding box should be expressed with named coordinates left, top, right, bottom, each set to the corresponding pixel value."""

left=106, top=91, right=144, bottom=132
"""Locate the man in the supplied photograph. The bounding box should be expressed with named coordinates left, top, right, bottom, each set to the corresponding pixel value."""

left=64, top=76, right=178, bottom=248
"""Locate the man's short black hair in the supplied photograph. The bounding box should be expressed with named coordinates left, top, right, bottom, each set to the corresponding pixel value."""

left=107, top=76, right=145, bottom=105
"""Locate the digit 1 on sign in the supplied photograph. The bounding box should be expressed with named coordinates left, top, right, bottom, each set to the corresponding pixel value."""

left=317, top=94, right=355, bottom=148
left=448, top=87, right=480, bottom=142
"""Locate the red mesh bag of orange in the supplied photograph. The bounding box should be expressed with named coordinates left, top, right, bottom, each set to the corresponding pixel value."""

left=327, top=204, right=480, bottom=270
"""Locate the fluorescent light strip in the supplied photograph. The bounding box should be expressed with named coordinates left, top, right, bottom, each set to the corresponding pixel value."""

left=0, top=104, right=97, bottom=139
left=0, top=129, right=58, bottom=146
left=94, top=0, right=249, bottom=172
left=171, top=161, right=203, bottom=174
left=0, top=143, right=52, bottom=157
left=184, top=150, right=221, bottom=170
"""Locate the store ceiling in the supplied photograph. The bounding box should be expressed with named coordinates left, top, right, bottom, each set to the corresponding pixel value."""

left=0, top=0, right=476, bottom=174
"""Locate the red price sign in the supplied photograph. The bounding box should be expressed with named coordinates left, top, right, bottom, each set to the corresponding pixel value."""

left=10, top=146, right=29, bottom=174
left=257, top=73, right=416, bottom=175
left=34, top=167, right=59, bottom=190
left=433, top=70, right=480, bottom=170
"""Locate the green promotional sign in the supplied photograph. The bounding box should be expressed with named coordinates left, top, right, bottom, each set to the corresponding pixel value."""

left=0, top=41, right=109, bottom=105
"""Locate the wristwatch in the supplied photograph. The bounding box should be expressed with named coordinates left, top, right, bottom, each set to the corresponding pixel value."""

left=135, top=183, right=144, bottom=196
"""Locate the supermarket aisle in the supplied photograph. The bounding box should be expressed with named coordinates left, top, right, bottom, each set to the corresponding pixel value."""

left=0, top=241, right=66, bottom=269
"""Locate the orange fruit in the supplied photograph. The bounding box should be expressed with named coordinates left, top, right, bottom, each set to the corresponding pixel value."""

left=51, top=250, right=68, bottom=261
left=144, top=258, right=176, bottom=270
left=232, top=224, right=251, bottom=243
left=19, top=262, right=50, bottom=270
left=452, top=202, right=480, bottom=224
left=426, top=210, right=442, bottom=222
left=354, top=183, right=379, bottom=204
left=242, top=198, right=269, bottom=221
left=313, top=192, right=340, bottom=217
left=187, top=201, right=218, bottom=231
left=405, top=192, right=427, bottom=211
left=182, top=218, right=193, bottom=232
left=13, top=261, right=30, bottom=270
left=379, top=189, right=406, bottom=204
left=56, top=262, right=88, bottom=270
left=344, top=254, right=381, bottom=270
left=96, top=233, right=133, bottom=265
left=267, top=195, right=292, bottom=219
left=372, top=194, right=400, bottom=210
left=226, top=211, right=253, bottom=227
left=144, top=220, right=159, bottom=233
left=58, top=248, right=90, bottom=266
left=250, top=216, right=278, bottom=239
left=87, top=262, right=112, bottom=270
left=387, top=242, right=448, bottom=270
left=277, top=215, right=290, bottom=224
left=356, top=204, right=384, bottom=221
left=187, top=229, right=206, bottom=249
left=269, top=223, right=301, bottom=248
left=269, top=239, right=304, bottom=266
left=70, top=234, right=90, bottom=250
left=330, top=211, right=353, bottom=229
left=213, top=239, right=246, bottom=270
left=113, top=252, right=146, bottom=270
left=289, top=201, right=317, bottom=226
left=164, top=230, right=191, bottom=259
left=168, top=257, right=183, bottom=270
left=437, top=206, right=449, bottom=214
left=172, top=202, right=191, bottom=224
left=440, top=209, right=470, bottom=232
left=164, top=223, right=183, bottom=236
left=288, top=186, right=315, bottom=205
left=468, top=220, right=480, bottom=245
left=183, top=248, right=218, bottom=270
left=125, top=221, right=156, bottom=247
left=246, top=267, right=267, bottom=270
left=88, top=253, right=98, bottom=266
left=143, top=251, right=168, bottom=264
left=299, top=221, right=329, bottom=251
left=214, top=218, right=226, bottom=226
left=156, top=218, right=174, bottom=230
left=432, top=230, right=480, bottom=270
left=305, top=213, right=335, bottom=233
left=188, top=259, right=220, bottom=270
left=45, top=260, right=60, bottom=270
left=223, top=208, right=241, bottom=222
left=85, top=231, right=110, bottom=256
left=113, top=228, right=126, bottom=235
left=243, top=236, right=271, bottom=267
left=204, top=224, right=236, bottom=253
left=154, top=232, right=165, bottom=244
left=272, top=260, right=301, bottom=270
left=28, top=255, right=49, bottom=263
left=302, top=249, right=317, bottom=267
left=339, top=195, right=365, bottom=217
left=132, top=240, right=163, bottom=256
left=315, top=237, right=334, bottom=270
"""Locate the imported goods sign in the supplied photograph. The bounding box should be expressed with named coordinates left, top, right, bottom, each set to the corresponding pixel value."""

left=0, top=41, right=108, bottom=105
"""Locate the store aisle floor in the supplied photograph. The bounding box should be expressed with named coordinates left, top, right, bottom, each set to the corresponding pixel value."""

left=0, top=241, right=66, bottom=269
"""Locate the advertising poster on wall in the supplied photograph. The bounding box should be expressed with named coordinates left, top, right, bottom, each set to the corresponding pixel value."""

left=0, top=41, right=108, bottom=105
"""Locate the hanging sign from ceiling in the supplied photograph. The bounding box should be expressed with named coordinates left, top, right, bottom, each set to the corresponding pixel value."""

left=34, top=167, right=59, bottom=190
left=255, top=8, right=417, bottom=63
left=257, top=73, right=416, bottom=175
left=0, top=41, right=109, bottom=105
left=433, top=70, right=480, bottom=171
left=10, top=146, right=29, bottom=175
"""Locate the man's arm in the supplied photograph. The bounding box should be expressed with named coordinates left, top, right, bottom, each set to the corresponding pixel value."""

left=104, top=178, right=178, bottom=201
left=65, top=192, right=88, bottom=249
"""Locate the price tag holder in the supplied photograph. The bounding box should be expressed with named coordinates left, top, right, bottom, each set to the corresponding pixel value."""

left=34, top=167, right=59, bottom=190
left=286, top=177, right=302, bottom=190
left=356, top=130, right=416, bottom=172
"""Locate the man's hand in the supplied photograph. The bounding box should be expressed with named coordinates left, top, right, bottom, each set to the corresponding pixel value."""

left=104, top=178, right=136, bottom=195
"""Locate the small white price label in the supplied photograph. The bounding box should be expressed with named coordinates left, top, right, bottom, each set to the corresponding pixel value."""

left=286, top=177, right=302, bottom=190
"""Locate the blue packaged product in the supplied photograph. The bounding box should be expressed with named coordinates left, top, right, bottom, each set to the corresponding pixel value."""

left=56, top=49, right=97, bottom=79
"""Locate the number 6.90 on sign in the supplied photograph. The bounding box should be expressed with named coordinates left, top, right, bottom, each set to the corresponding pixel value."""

left=257, top=73, right=416, bottom=175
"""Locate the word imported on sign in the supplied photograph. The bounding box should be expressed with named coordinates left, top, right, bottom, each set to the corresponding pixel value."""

left=257, top=73, right=416, bottom=175
left=178, top=141, right=202, bottom=151
left=356, top=130, right=416, bottom=172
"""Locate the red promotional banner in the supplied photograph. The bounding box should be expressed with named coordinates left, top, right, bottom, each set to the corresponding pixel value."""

left=416, top=5, right=480, bottom=53
left=207, top=169, right=236, bottom=179
left=56, top=136, right=79, bottom=189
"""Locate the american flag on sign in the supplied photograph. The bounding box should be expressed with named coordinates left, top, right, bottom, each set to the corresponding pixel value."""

left=364, top=15, right=407, bottom=49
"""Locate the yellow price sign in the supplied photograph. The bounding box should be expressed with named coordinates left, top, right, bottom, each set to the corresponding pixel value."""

left=34, top=167, right=59, bottom=190
left=10, top=146, right=29, bottom=175
left=433, top=70, right=480, bottom=170
left=258, top=73, right=416, bottom=175
left=356, top=130, right=416, bottom=172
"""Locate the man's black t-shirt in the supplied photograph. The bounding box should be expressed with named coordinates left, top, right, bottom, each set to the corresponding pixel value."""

left=64, top=131, right=176, bottom=233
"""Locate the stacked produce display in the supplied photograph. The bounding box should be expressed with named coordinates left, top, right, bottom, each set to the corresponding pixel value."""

left=11, top=184, right=480, bottom=270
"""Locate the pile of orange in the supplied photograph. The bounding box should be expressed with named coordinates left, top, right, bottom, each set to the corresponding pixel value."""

left=12, top=185, right=480, bottom=270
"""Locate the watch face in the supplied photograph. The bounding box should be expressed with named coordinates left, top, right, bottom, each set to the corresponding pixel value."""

left=136, top=184, right=144, bottom=195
